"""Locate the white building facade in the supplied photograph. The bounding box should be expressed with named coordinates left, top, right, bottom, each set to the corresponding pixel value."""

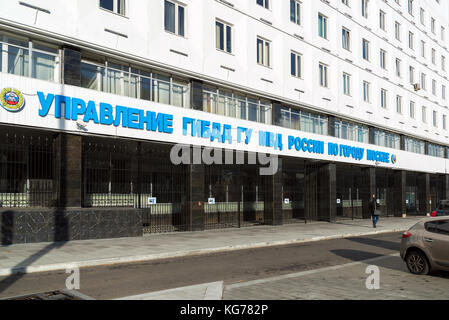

left=0, top=0, right=449, bottom=244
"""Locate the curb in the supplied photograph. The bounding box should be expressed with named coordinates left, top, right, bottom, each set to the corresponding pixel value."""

left=0, top=228, right=407, bottom=277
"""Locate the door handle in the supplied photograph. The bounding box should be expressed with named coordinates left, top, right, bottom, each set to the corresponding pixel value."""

left=424, top=238, right=434, bottom=243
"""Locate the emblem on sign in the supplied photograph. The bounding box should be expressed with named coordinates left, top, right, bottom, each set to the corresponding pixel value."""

left=391, top=154, right=397, bottom=164
left=1, top=88, right=25, bottom=112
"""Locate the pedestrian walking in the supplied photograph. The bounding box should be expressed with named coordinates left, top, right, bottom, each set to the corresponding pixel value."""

left=369, top=194, right=380, bottom=228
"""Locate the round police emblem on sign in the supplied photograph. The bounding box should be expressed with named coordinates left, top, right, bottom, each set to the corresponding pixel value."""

left=391, top=154, right=397, bottom=164
left=1, top=88, right=25, bottom=112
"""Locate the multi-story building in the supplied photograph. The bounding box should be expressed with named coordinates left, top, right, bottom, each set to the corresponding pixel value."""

left=1, top=0, right=449, bottom=244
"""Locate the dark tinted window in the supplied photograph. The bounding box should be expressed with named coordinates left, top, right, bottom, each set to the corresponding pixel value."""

left=425, top=221, right=438, bottom=233
left=100, top=0, right=114, bottom=11
left=436, top=220, right=449, bottom=236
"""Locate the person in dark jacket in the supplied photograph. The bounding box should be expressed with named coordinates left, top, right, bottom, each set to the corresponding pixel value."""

left=369, top=194, right=379, bottom=228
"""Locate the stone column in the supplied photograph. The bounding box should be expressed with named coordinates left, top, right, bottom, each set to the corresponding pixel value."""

left=318, top=163, right=337, bottom=222
left=264, top=158, right=283, bottom=226
left=56, top=133, right=82, bottom=208
left=361, top=167, right=376, bottom=219
left=186, top=158, right=205, bottom=231
left=63, top=47, right=81, bottom=87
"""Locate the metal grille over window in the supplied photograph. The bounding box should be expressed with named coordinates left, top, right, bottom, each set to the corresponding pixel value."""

left=0, top=129, right=55, bottom=208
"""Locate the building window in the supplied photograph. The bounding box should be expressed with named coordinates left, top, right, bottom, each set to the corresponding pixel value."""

left=433, top=110, right=438, bottom=127
left=432, top=48, right=436, bottom=65
left=361, top=0, right=369, bottom=18
left=80, top=60, right=189, bottom=108
left=380, top=88, right=387, bottom=108
left=408, top=31, right=414, bottom=50
left=257, top=0, right=269, bottom=9
left=396, top=95, right=402, bottom=114
left=442, top=56, right=446, bottom=71
left=257, top=37, right=271, bottom=67
left=374, top=129, right=400, bottom=149
left=100, top=0, right=126, bottom=15
left=405, top=137, right=425, bottom=154
left=275, top=106, right=328, bottom=136
left=442, top=26, right=445, bottom=42
left=395, top=21, right=401, bottom=41
left=0, top=32, right=60, bottom=83
left=410, top=101, right=415, bottom=119
left=203, top=87, right=272, bottom=124
left=362, top=39, right=370, bottom=61
left=422, top=106, right=427, bottom=123
left=342, top=28, right=351, bottom=50
left=408, top=0, right=413, bottom=15
left=290, top=0, right=301, bottom=25
left=334, top=120, right=369, bottom=144
left=343, top=72, right=351, bottom=96
left=420, top=8, right=425, bottom=25
left=442, top=85, right=446, bottom=100
left=216, top=20, right=232, bottom=53
left=379, top=10, right=386, bottom=30
left=164, top=0, right=185, bottom=37
left=431, top=18, right=436, bottom=34
left=363, top=81, right=370, bottom=102
left=291, top=51, right=302, bottom=78
left=409, top=65, right=415, bottom=84
left=443, top=115, right=447, bottom=130
left=421, top=73, right=426, bottom=90
left=395, top=58, right=401, bottom=77
left=380, top=49, right=387, bottom=69
left=432, top=79, right=437, bottom=95
left=319, top=63, right=328, bottom=88
left=421, top=40, right=426, bottom=58
left=318, top=13, right=328, bottom=39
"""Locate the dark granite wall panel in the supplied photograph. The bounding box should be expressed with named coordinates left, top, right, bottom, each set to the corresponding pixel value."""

left=0, top=209, right=142, bottom=245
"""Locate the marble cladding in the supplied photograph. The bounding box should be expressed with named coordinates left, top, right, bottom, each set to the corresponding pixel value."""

left=0, top=209, right=143, bottom=245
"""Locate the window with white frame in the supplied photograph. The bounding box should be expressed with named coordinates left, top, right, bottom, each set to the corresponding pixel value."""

left=80, top=59, right=189, bottom=108
left=408, top=0, right=413, bottom=15
left=442, top=85, right=446, bottom=100
left=319, top=63, right=328, bottom=87
left=362, top=39, right=370, bottom=60
left=410, top=101, right=415, bottom=119
left=395, top=21, right=401, bottom=41
left=421, top=72, right=426, bottom=90
left=342, top=27, right=350, bottom=50
left=432, top=48, right=436, bottom=65
left=442, top=55, right=446, bottom=71
left=291, top=51, right=302, bottom=78
left=361, top=0, right=369, bottom=18
left=396, top=58, right=401, bottom=77
left=432, top=79, right=437, bottom=95
left=257, top=0, right=269, bottom=9
left=318, top=13, right=328, bottom=39
left=100, top=0, right=126, bottom=15
left=396, top=95, right=402, bottom=114
left=443, top=114, right=447, bottom=130
left=290, top=0, right=301, bottom=25
left=421, top=40, right=426, bottom=58
left=408, top=31, right=414, bottom=50
left=380, top=88, right=387, bottom=108
left=433, top=110, right=438, bottom=127
left=380, top=49, right=387, bottom=69
left=363, top=81, right=370, bottom=102
left=343, top=72, right=351, bottom=95
left=379, top=10, right=386, bottom=30
left=164, top=0, right=185, bottom=37
left=422, top=106, right=427, bottom=123
left=216, top=20, right=232, bottom=54
left=409, top=65, right=415, bottom=84
left=0, top=32, right=60, bottom=83
left=257, top=37, right=271, bottom=67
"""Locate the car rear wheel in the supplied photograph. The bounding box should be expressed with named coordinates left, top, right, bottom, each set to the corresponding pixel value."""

left=406, top=250, right=430, bottom=275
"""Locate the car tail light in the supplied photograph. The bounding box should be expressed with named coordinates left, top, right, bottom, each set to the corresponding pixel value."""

left=402, top=231, right=412, bottom=238
left=431, top=211, right=437, bottom=217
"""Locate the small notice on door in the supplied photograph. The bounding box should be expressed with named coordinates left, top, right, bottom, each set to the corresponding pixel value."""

left=148, top=197, right=157, bottom=205
left=208, top=198, right=216, bottom=205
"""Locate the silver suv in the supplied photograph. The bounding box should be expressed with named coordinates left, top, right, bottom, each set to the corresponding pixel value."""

left=400, top=217, right=449, bottom=275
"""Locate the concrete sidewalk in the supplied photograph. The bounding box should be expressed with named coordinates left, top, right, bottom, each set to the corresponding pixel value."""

left=0, top=217, right=422, bottom=277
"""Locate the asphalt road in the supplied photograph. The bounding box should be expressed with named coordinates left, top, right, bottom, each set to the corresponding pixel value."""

left=0, top=232, right=405, bottom=300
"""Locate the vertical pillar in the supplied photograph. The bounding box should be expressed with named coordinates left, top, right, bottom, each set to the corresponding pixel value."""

left=63, top=47, right=81, bottom=87
left=328, top=116, right=336, bottom=137
left=264, top=158, right=283, bottom=226
left=190, top=80, right=203, bottom=111
left=446, top=175, right=449, bottom=200
left=418, top=173, right=431, bottom=215
left=56, top=133, right=82, bottom=208
left=318, top=163, right=337, bottom=222
left=361, top=167, right=376, bottom=219
left=397, top=171, right=407, bottom=217
left=187, top=160, right=205, bottom=231
left=272, top=102, right=282, bottom=126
